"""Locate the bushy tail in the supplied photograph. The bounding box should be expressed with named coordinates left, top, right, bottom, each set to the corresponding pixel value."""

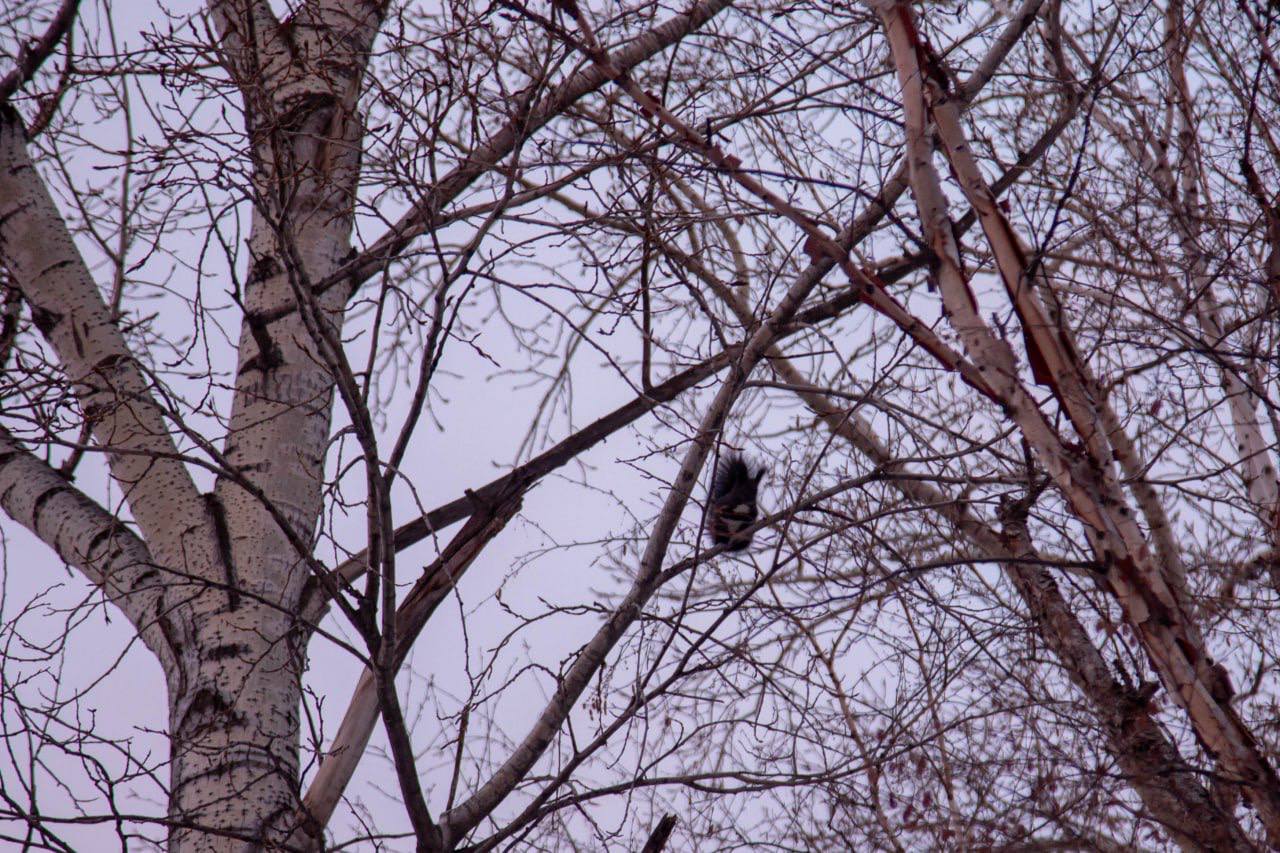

left=708, top=453, right=765, bottom=551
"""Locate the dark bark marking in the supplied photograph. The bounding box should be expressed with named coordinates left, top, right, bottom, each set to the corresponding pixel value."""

left=183, top=686, right=243, bottom=733
left=31, top=481, right=69, bottom=529
left=93, top=352, right=126, bottom=373
left=29, top=303, right=62, bottom=335
left=204, top=492, right=241, bottom=611
left=36, top=258, right=73, bottom=280
left=206, top=643, right=248, bottom=662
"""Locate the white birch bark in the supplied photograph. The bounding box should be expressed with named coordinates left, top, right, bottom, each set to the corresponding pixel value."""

left=171, top=0, right=742, bottom=846
left=157, top=2, right=386, bottom=847
left=12, top=0, right=1261, bottom=848
left=0, top=425, right=175, bottom=670
left=0, top=111, right=214, bottom=605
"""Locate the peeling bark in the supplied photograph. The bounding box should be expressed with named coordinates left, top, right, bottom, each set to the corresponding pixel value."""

left=870, top=0, right=1280, bottom=841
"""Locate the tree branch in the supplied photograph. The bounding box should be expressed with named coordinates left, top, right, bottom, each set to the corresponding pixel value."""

left=440, top=117, right=837, bottom=845
left=871, top=0, right=1280, bottom=839
left=0, top=0, right=79, bottom=104
left=0, top=110, right=208, bottom=571
left=0, top=425, right=175, bottom=672
left=292, top=489, right=523, bottom=848
left=247, top=0, right=738, bottom=324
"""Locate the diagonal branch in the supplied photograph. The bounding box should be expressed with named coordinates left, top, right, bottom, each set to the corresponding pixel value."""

left=0, top=0, right=79, bottom=104
left=307, top=152, right=919, bottom=609
left=0, top=425, right=176, bottom=672
left=599, top=72, right=1250, bottom=842
left=302, top=346, right=735, bottom=615
left=439, top=359, right=742, bottom=844
left=247, top=0, right=738, bottom=325
left=314, top=0, right=1063, bottom=612
left=292, top=488, right=523, bottom=847
left=872, top=0, right=1280, bottom=840
left=0, top=111, right=208, bottom=570
left=439, top=137, right=841, bottom=849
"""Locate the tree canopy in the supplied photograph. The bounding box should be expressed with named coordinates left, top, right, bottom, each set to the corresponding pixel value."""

left=2, top=0, right=1279, bottom=849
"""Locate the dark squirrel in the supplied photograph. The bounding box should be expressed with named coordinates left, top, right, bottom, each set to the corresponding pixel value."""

left=708, top=453, right=765, bottom=551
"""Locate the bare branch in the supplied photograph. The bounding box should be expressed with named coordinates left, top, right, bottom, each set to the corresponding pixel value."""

left=0, top=0, right=79, bottom=104
left=871, top=0, right=1280, bottom=838
left=0, top=111, right=209, bottom=569
left=0, top=425, right=174, bottom=671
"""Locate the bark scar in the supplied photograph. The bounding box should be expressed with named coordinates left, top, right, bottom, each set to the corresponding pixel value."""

left=204, top=492, right=241, bottom=610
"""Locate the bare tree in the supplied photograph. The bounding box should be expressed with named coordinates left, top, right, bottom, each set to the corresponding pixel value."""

left=2, top=0, right=1279, bottom=850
